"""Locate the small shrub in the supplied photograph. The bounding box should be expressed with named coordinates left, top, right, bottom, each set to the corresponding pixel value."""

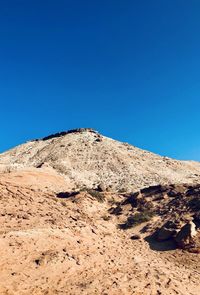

left=61, top=201, right=67, bottom=207
left=79, top=186, right=88, bottom=192
left=118, top=210, right=154, bottom=230
left=109, top=205, right=123, bottom=215
left=83, top=188, right=105, bottom=203
left=102, top=215, right=111, bottom=221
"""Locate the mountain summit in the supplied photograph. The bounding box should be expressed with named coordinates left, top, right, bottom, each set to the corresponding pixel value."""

left=0, top=128, right=200, bottom=191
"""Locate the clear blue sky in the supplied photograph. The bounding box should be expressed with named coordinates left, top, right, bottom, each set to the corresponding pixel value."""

left=0, top=1, right=200, bottom=160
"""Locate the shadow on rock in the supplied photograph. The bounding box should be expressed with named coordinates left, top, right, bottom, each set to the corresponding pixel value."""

left=56, top=191, right=79, bottom=199
left=145, top=234, right=177, bottom=251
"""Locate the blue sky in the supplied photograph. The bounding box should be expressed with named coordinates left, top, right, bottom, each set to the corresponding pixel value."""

left=0, top=1, right=200, bottom=160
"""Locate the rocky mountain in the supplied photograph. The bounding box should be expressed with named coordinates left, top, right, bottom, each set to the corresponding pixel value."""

left=0, top=128, right=200, bottom=295
left=0, top=128, right=200, bottom=191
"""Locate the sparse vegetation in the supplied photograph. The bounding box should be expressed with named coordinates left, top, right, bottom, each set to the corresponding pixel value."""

left=118, top=210, right=154, bottom=229
left=109, top=205, right=123, bottom=215
left=102, top=215, right=111, bottom=221
left=80, top=188, right=105, bottom=203
left=87, top=189, right=105, bottom=202
left=60, top=201, right=67, bottom=207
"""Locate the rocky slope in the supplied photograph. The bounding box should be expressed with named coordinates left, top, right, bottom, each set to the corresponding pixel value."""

left=0, top=170, right=199, bottom=295
left=0, top=128, right=200, bottom=191
left=0, top=129, right=200, bottom=295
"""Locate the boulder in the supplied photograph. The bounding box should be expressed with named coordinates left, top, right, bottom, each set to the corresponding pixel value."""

left=157, top=227, right=176, bottom=241
left=175, top=221, right=197, bottom=248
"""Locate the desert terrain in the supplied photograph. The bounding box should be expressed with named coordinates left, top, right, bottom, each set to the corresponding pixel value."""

left=0, top=129, right=199, bottom=295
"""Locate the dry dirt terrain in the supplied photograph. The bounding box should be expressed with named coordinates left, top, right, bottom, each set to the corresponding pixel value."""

left=0, top=129, right=200, bottom=295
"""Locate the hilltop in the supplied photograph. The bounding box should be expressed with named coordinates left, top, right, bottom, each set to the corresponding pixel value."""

left=0, top=128, right=200, bottom=191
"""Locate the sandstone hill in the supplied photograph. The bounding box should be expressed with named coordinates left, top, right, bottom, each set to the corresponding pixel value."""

left=0, top=129, right=200, bottom=295
left=0, top=128, right=200, bottom=191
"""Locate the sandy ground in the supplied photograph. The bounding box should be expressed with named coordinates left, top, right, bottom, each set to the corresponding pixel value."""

left=0, top=170, right=199, bottom=295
